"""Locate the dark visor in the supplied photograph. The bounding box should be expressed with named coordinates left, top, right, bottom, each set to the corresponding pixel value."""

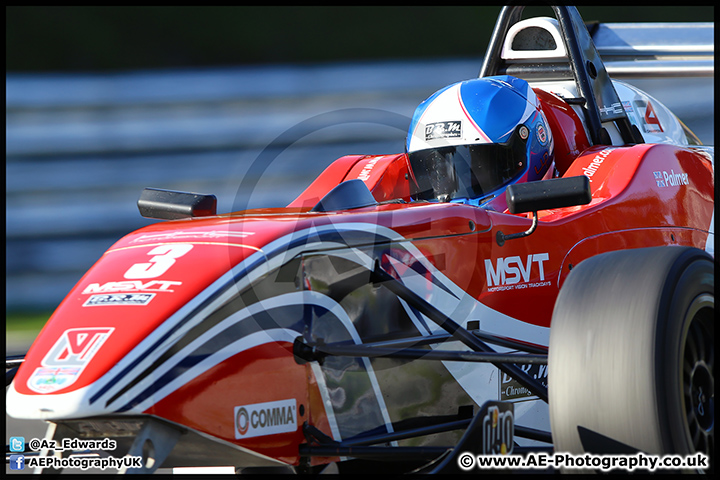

left=408, top=126, right=527, bottom=203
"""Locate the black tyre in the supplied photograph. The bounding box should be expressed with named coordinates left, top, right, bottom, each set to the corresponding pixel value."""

left=549, top=247, right=713, bottom=467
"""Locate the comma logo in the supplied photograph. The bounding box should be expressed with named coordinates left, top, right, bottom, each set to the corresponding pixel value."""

left=236, top=407, right=249, bottom=436
left=234, top=399, right=297, bottom=439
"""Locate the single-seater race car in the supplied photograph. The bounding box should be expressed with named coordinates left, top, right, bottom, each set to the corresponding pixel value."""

left=6, top=5, right=714, bottom=474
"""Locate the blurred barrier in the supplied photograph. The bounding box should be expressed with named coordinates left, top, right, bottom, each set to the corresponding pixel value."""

left=5, top=60, right=714, bottom=310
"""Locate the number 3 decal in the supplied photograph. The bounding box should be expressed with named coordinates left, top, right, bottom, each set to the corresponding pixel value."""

left=124, top=244, right=193, bottom=279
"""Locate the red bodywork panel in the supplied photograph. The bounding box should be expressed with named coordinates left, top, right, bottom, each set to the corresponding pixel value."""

left=9, top=134, right=713, bottom=466
left=535, top=88, right=591, bottom=176
left=288, top=153, right=413, bottom=208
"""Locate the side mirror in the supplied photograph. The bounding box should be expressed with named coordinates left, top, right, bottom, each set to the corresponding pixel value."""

left=138, top=188, right=217, bottom=220
left=506, top=175, right=591, bottom=214
left=497, top=176, right=591, bottom=245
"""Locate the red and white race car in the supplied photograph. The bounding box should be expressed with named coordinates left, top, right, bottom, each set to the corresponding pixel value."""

left=6, top=5, right=714, bottom=474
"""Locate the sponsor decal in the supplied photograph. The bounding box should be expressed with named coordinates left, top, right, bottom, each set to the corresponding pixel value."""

left=500, top=363, right=548, bottom=402
left=535, top=123, right=547, bottom=146
left=599, top=102, right=624, bottom=118
left=234, top=399, right=297, bottom=439
left=485, top=253, right=550, bottom=292
left=27, top=367, right=82, bottom=394
left=534, top=152, right=551, bottom=176
left=643, top=100, right=664, bottom=132
left=28, top=327, right=114, bottom=393
left=83, top=293, right=155, bottom=307
left=425, top=121, right=462, bottom=140
left=581, top=148, right=613, bottom=182
left=518, top=125, right=529, bottom=140
left=634, top=99, right=664, bottom=133
left=482, top=403, right=514, bottom=455
left=357, top=157, right=382, bottom=181
left=130, top=230, right=255, bottom=244
left=82, top=280, right=181, bottom=294
left=653, top=170, right=689, bottom=188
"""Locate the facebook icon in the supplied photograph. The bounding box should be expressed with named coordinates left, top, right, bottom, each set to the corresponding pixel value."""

left=9, top=454, right=25, bottom=470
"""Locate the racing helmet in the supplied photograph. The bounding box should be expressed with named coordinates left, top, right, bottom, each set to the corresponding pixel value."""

left=406, top=75, right=554, bottom=210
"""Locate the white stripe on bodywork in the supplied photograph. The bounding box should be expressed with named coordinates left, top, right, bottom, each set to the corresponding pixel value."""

left=130, top=328, right=298, bottom=413
left=8, top=221, right=550, bottom=425
left=90, top=222, right=399, bottom=408
left=114, top=289, right=396, bottom=441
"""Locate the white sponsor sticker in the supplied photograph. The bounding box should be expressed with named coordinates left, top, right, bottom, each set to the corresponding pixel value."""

left=234, top=399, right=297, bottom=439
left=83, top=293, right=155, bottom=306
left=425, top=121, right=462, bottom=140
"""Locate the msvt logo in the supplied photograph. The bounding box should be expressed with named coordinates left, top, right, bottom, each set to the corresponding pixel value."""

left=485, top=254, right=550, bottom=291
left=234, top=399, right=297, bottom=439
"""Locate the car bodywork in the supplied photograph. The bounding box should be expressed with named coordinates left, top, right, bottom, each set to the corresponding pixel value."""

left=6, top=5, right=714, bottom=474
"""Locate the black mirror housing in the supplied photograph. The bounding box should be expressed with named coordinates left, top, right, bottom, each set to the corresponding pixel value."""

left=505, top=176, right=591, bottom=214
left=138, top=188, right=217, bottom=220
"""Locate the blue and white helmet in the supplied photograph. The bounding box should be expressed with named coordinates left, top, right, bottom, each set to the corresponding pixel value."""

left=406, top=75, right=554, bottom=210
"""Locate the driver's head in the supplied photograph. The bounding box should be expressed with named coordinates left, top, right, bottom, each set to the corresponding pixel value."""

left=406, top=76, right=554, bottom=210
